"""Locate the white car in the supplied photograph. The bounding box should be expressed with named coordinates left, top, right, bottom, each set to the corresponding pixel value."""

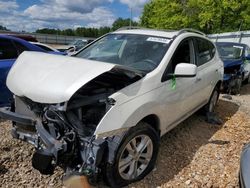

left=0, top=28, right=223, bottom=187
left=30, top=42, right=67, bottom=55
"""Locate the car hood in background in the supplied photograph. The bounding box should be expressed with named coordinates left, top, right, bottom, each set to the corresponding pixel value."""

left=7, top=51, right=116, bottom=103
left=221, top=58, right=243, bottom=68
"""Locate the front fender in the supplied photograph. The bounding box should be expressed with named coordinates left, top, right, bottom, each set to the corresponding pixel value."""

left=94, top=98, right=160, bottom=136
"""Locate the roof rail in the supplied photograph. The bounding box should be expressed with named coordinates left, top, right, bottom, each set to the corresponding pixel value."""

left=116, top=26, right=147, bottom=31
left=177, top=28, right=206, bottom=36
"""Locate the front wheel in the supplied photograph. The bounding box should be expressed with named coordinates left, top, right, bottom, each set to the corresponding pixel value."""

left=105, top=123, right=160, bottom=188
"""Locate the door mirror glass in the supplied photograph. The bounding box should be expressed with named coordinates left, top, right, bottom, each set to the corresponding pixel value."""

left=245, top=54, right=250, bottom=60
left=174, top=63, right=197, bottom=77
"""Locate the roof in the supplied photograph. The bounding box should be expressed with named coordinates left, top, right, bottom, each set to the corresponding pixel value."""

left=113, top=28, right=206, bottom=39
left=114, top=29, right=179, bottom=38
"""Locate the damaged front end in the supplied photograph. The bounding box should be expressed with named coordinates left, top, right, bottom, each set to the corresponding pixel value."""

left=222, top=60, right=244, bottom=94
left=0, top=65, right=143, bottom=183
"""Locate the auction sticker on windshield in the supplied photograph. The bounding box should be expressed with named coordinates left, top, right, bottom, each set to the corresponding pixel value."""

left=147, top=37, right=170, bottom=44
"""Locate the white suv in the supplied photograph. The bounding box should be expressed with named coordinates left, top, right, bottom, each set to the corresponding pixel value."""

left=0, top=28, right=223, bottom=187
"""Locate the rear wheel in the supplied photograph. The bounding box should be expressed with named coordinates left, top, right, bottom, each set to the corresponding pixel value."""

left=105, top=123, right=160, bottom=188
left=231, top=77, right=242, bottom=94
left=204, top=86, right=219, bottom=113
left=243, top=74, right=250, bottom=85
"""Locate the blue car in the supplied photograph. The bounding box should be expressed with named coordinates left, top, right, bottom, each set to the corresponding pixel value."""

left=216, top=42, right=250, bottom=94
left=0, top=35, right=48, bottom=107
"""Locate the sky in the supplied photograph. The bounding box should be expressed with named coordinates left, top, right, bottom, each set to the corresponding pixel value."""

left=0, top=0, right=150, bottom=32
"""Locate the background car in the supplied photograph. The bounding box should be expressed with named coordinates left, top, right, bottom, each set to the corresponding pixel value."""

left=30, top=42, right=67, bottom=55
left=57, top=39, right=94, bottom=55
left=216, top=42, right=250, bottom=94
left=6, top=34, right=38, bottom=42
left=0, top=35, right=47, bottom=107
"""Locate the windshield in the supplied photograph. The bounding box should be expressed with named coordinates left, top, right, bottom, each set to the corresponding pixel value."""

left=216, top=43, right=244, bottom=59
left=76, top=34, right=170, bottom=73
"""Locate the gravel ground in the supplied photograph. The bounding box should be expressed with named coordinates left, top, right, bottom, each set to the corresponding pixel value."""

left=0, top=84, right=250, bottom=188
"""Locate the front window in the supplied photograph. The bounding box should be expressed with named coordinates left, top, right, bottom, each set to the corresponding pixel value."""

left=216, top=43, right=244, bottom=59
left=76, top=34, right=170, bottom=73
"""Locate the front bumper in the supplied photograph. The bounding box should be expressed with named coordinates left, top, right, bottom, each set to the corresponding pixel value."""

left=0, top=107, right=66, bottom=157
left=0, top=107, right=36, bottom=125
left=0, top=107, right=107, bottom=178
left=222, top=73, right=241, bottom=92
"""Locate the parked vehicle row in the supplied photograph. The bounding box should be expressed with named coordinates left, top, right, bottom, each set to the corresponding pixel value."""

left=0, top=28, right=224, bottom=187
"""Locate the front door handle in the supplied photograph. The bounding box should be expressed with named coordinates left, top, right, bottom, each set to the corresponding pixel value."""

left=196, top=78, right=202, bottom=82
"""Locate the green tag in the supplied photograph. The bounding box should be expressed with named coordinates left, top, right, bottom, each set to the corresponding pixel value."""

left=171, top=75, right=176, bottom=90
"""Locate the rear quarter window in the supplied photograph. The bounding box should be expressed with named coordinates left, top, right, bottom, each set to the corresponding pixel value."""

left=195, top=38, right=215, bottom=66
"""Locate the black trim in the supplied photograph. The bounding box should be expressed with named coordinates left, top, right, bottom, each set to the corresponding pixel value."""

left=165, top=73, right=196, bottom=80
left=0, top=108, right=36, bottom=125
left=175, top=74, right=196, bottom=78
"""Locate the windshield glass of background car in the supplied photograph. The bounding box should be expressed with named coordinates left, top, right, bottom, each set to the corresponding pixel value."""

left=217, top=44, right=243, bottom=59
left=76, top=34, right=170, bottom=73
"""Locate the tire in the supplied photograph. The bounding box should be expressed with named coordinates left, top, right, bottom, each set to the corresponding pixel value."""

left=231, top=77, right=242, bottom=95
left=104, top=122, right=160, bottom=188
left=204, top=86, right=220, bottom=113
left=243, top=74, right=250, bottom=85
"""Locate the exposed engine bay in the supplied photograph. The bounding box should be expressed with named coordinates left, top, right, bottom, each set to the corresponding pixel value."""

left=0, top=67, right=143, bottom=183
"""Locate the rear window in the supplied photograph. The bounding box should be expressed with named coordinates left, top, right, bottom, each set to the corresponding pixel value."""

left=195, top=38, right=215, bottom=66
left=0, top=38, right=18, bottom=60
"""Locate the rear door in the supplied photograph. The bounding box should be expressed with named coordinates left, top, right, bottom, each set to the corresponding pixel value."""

left=193, top=37, right=218, bottom=105
left=0, top=38, right=18, bottom=106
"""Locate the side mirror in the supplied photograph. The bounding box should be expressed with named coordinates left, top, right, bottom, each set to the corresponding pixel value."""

left=174, top=63, right=197, bottom=77
left=245, top=54, right=250, bottom=60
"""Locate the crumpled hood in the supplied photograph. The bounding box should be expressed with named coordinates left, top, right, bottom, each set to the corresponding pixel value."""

left=222, top=58, right=243, bottom=68
left=7, top=51, right=115, bottom=103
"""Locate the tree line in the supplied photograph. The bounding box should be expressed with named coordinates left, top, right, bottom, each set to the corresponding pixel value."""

left=36, top=18, right=138, bottom=37
left=2, top=1, right=250, bottom=36
left=140, top=0, right=250, bottom=34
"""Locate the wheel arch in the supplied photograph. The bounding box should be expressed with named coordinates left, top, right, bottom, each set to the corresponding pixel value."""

left=138, top=114, right=161, bottom=135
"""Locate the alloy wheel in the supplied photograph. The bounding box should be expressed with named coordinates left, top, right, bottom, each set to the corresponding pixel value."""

left=118, top=135, right=153, bottom=180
